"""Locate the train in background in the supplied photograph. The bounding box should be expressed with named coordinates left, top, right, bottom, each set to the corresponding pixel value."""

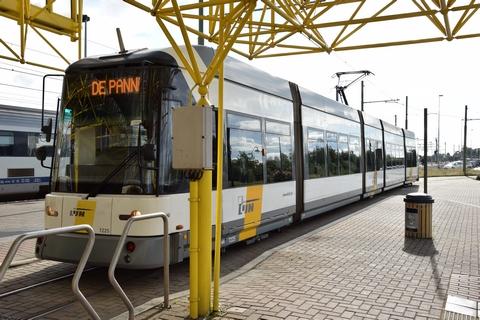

left=0, top=104, right=55, bottom=201
left=35, top=46, right=418, bottom=268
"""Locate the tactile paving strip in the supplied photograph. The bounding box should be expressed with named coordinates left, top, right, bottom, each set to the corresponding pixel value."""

left=442, top=274, right=480, bottom=320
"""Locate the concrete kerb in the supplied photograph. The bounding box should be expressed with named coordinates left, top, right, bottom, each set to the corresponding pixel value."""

left=111, top=192, right=405, bottom=320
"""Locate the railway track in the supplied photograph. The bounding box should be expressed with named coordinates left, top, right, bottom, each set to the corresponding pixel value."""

left=0, top=209, right=42, bottom=218
left=0, top=266, right=97, bottom=299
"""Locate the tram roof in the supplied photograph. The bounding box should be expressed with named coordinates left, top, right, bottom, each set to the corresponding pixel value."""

left=0, top=104, right=56, bottom=132
left=298, top=87, right=360, bottom=122
left=403, top=129, right=416, bottom=140
left=66, top=49, right=179, bottom=72
left=382, top=120, right=403, bottom=136
left=195, top=46, right=361, bottom=123
left=194, top=46, right=292, bottom=101
left=361, top=112, right=382, bottom=130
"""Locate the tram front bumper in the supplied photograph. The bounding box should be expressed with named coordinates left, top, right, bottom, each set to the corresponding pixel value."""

left=35, top=232, right=186, bottom=269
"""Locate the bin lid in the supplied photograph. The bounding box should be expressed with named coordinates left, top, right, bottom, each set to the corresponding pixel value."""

left=404, top=192, right=434, bottom=203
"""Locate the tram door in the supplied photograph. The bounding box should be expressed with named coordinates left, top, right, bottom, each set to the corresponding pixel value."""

left=366, top=139, right=383, bottom=193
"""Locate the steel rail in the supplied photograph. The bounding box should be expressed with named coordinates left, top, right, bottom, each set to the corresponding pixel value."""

left=0, top=225, right=100, bottom=320
left=0, top=266, right=97, bottom=298
left=108, top=212, right=170, bottom=320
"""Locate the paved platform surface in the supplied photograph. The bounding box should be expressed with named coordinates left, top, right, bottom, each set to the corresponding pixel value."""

left=130, top=177, right=480, bottom=320
left=0, top=199, right=43, bottom=262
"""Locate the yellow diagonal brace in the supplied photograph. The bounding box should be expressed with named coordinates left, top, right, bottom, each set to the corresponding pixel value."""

left=282, top=0, right=329, bottom=49
left=155, top=0, right=240, bottom=15
left=331, top=0, right=396, bottom=49
left=331, top=0, right=365, bottom=48
left=203, top=0, right=254, bottom=85
left=169, top=0, right=202, bottom=83
left=412, top=0, right=445, bottom=35
left=335, top=36, right=445, bottom=51
left=251, top=30, right=297, bottom=58
left=207, top=1, right=250, bottom=45
left=306, top=0, right=332, bottom=22
left=156, top=17, right=200, bottom=83
left=439, top=0, right=453, bottom=40
left=263, top=0, right=329, bottom=51
left=0, top=39, right=21, bottom=60
left=252, top=5, right=267, bottom=53
left=122, top=0, right=151, bottom=13
left=452, top=0, right=477, bottom=35
left=31, top=25, right=70, bottom=65
left=447, top=0, right=457, bottom=7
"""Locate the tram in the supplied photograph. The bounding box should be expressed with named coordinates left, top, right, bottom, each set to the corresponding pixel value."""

left=35, top=46, right=418, bottom=268
left=0, top=104, right=54, bottom=200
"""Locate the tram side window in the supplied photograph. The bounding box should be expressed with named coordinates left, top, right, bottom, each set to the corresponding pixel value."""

left=349, top=136, right=361, bottom=174
left=375, top=141, right=383, bottom=171
left=338, top=135, right=349, bottom=175
left=399, top=145, right=405, bottom=167
left=265, top=121, right=292, bottom=183
left=407, top=145, right=417, bottom=167
left=395, top=145, right=401, bottom=167
left=227, top=114, right=263, bottom=187
left=366, top=139, right=375, bottom=172
left=306, top=128, right=326, bottom=178
left=326, top=132, right=338, bottom=176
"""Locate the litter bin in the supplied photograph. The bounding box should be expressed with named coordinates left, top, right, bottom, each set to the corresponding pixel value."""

left=404, top=193, right=434, bottom=239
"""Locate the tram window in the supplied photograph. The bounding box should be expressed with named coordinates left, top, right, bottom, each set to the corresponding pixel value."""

left=228, top=113, right=261, bottom=131
left=349, top=136, right=361, bottom=174
left=265, top=133, right=292, bottom=183
left=385, top=144, right=390, bottom=169
left=266, top=121, right=292, bottom=183
left=306, top=128, right=326, bottom=178
left=366, top=139, right=375, bottom=172
left=227, top=115, right=263, bottom=187
left=338, top=135, right=349, bottom=175
left=375, top=141, right=383, bottom=171
left=394, top=145, right=399, bottom=167
left=399, top=145, right=405, bottom=167
left=326, top=132, right=338, bottom=176
left=266, top=121, right=290, bottom=136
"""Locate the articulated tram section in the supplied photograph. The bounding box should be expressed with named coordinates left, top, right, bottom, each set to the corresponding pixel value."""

left=1, top=1, right=480, bottom=319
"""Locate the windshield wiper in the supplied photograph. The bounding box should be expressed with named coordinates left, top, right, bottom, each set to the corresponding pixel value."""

left=86, top=148, right=139, bottom=199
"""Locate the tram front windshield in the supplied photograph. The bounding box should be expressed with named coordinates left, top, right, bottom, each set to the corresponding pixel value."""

left=52, top=66, right=186, bottom=195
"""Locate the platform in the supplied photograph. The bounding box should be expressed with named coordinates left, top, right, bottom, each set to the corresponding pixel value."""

left=1, top=177, right=479, bottom=319
left=125, top=177, right=480, bottom=320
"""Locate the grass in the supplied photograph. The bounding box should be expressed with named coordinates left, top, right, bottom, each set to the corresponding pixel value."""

left=419, top=167, right=480, bottom=177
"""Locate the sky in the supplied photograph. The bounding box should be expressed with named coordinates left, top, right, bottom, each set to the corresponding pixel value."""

left=0, top=0, right=479, bottom=156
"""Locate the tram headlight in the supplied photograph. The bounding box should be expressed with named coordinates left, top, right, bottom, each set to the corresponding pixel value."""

left=130, top=210, right=142, bottom=217
left=46, top=206, right=58, bottom=217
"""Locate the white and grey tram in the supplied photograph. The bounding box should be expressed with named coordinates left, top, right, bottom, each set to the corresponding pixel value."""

left=35, top=46, right=418, bottom=268
left=0, top=104, right=55, bottom=200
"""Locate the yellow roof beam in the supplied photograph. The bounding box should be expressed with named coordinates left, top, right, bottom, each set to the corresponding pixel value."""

left=0, top=0, right=82, bottom=71
left=0, top=0, right=79, bottom=37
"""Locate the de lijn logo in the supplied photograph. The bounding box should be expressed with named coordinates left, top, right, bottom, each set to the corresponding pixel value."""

left=69, top=207, right=93, bottom=218
left=238, top=198, right=259, bottom=215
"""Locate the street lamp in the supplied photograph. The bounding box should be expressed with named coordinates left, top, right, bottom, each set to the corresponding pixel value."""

left=82, top=14, right=90, bottom=58
left=437, top=94, right=443, bottom=167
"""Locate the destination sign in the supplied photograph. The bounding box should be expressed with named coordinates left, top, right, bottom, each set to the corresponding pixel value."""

left=91, top=76, right=141, bottom=96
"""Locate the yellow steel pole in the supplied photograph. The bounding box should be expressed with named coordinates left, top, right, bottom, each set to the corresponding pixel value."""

left=198, top=171, right=212, bottom=316
left=20, top=0, right=26, bottom=63
left=78, top=0, right=83, bottom=59
left=197, top=84, right=212, bottom=316
left=189, top=180, right=199, bottom=319
left=213, top=5, right=225, bottom=312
